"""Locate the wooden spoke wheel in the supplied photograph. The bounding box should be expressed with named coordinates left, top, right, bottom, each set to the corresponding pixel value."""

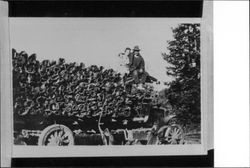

left=38, top=124, right=74, bottom=146
left=159, top=124, right=184, bottom=145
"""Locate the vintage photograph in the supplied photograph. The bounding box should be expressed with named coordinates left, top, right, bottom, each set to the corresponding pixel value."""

left=11, top=18, right=201, bottom=146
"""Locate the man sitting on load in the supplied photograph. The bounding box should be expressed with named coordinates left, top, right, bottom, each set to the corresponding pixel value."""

left=127, top=46, right=147, bottom=89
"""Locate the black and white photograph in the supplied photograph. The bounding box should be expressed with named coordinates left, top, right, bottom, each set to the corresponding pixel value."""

left=2, top=0, right=249, bottom=167
left=1, top=1, right=214, bottom=164
left=11, top=18, right=201, bottom=147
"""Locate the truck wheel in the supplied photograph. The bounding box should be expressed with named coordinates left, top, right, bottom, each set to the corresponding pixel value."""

left=159, top=124, right=184, bottom=144
left=38, top=124, right=74, bottom=146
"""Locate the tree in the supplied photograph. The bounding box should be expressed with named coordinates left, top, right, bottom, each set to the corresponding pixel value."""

left=162, top=24, right=200, bottom=127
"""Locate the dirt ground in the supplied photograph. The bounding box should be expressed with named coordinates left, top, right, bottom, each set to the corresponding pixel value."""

left=183, top=124, right=201, bottom=144
left=184, top=132, right=201, bottom=144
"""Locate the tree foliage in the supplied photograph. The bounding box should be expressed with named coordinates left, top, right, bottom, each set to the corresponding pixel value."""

left=162, top=24, right=200, bottom=126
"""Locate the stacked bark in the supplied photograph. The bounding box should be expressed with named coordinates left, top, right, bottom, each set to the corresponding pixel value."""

left=12, top=49, right=157, bottom=120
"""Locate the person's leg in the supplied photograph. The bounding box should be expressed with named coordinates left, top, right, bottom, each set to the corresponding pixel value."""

left=132, top=70, right=139, bottom=84
left=140, top=71, right=147, bottom=84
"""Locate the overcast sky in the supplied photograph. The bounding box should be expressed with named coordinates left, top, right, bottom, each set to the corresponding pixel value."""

left=10, top=18, right=200, bottom=90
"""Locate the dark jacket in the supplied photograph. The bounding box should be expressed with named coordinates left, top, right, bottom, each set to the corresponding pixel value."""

left=128, top=53, right=145, bottom=72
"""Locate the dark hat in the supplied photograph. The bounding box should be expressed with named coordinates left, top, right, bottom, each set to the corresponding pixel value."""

left=133, top=45, right=140, bottom=51
left=125, top=47, right=131, bottom=51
